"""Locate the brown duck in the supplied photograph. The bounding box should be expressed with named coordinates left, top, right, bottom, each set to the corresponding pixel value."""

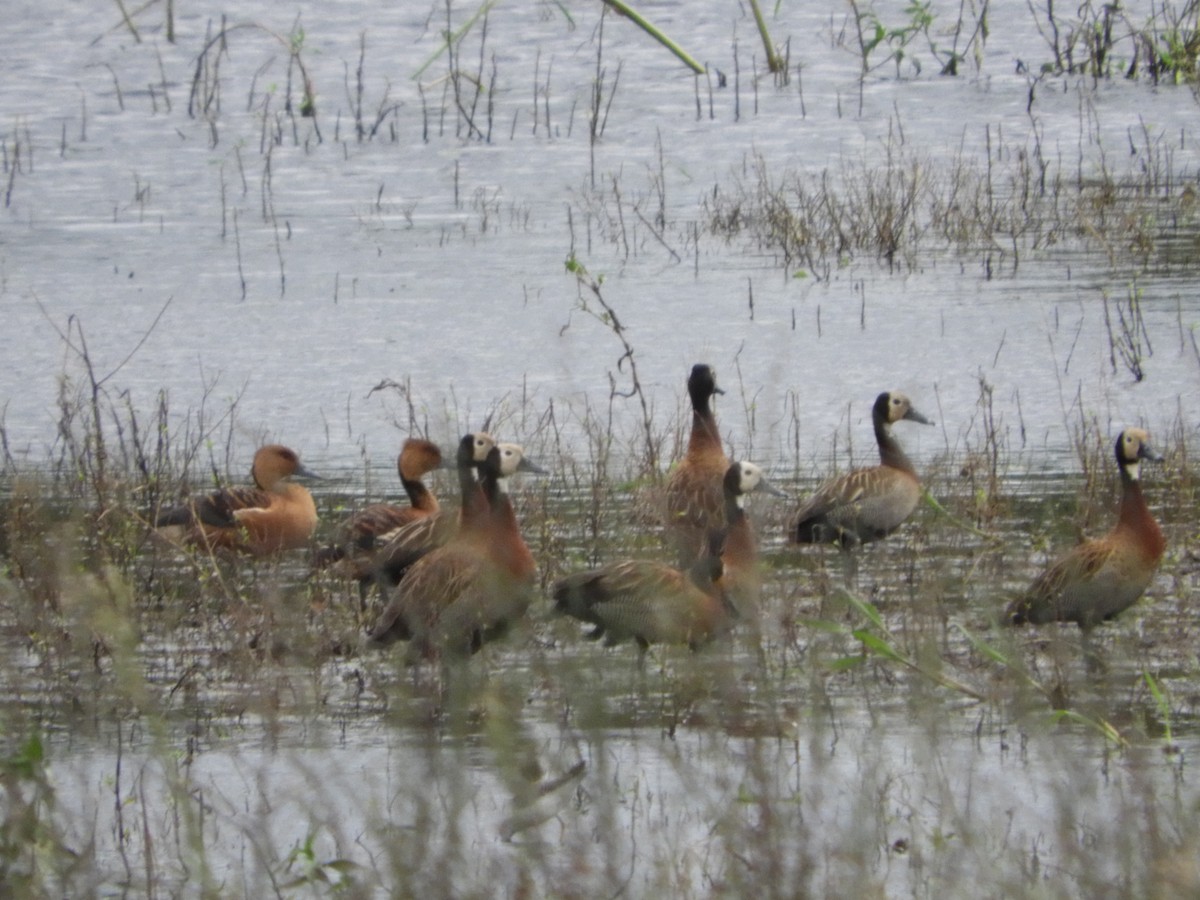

left=155, top=444, right=319, bottom=556
left=720, top=460, right=787, bottom=608
left=553, top=531, right=733, bottom=652
left=1007, top=428, right=1166, bottom=628
left=664, top=363, right=729, bottom=567
left=791, top=391, right=933, bottom=548
left=365, top=432, right=496, bottom=591
left=369, top=442, right=542, bottom=659
left=312, top=438, right=447, bottom=593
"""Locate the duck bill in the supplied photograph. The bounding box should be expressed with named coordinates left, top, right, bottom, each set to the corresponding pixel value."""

left=905, top=407, right=935, bottom=426
left=517, top=456, right=548, bottom=475
left=1139, top=443, right=1164, bottom=463
left=757, top=478, right=789, bottom=499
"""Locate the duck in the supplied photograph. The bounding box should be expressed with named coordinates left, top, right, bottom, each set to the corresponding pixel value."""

left=719, top=460, right=787, bottom=608
left=790, top=390, right=933, bottom=549
left=368, top=442, right=543, bottom=659
left=664, top=363, right=729, bottom=567
left=1007, top=428, right=1166, bottom=628
left=154, top=444, right=319, bottom=556
left=553, top=530, right=733, bottom=652
left=364, top=432, right=496, bottom=592
left=311, top=438, right=447, bottom=595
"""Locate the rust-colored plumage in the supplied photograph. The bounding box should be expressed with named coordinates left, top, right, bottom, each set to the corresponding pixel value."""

left=553, top=533, right=733, bottom=651
left=365, top=432, right=496, bottom=591
left=1007, top=428, right=1166, bottom=629
left=312, top=438, right=446, bottom=586
left=155, top=444, right=319, bottom=556
left=791, top=391, right=933, bottom=549
left=720, top=460, right=786, bottom=607
left=664, top=363, right=729, bottom=567
left=368, top=442, right=542, bottom=659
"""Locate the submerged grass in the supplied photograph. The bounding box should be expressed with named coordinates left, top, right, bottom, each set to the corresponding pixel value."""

left=1, top=341, right=1199, bottom=896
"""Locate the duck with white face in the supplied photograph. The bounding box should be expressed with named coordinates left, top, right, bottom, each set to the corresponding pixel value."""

left=790, top=390, right=934, bottom=549
left=369, top=441, right=544, bottom=660
left=1007, top=427, right=1166, bottom=629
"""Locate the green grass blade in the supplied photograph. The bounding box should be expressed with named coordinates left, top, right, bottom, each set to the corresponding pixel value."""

left=1143, top=671, right=1174, bottom=746
left=838, top=589, right=886, bottom=630
left=599, top=0, right=705, bottom=74
left=412, top=0, right=503, bottom=82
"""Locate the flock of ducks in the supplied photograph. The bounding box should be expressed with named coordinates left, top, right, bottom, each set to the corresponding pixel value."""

left=153, top=364, right=1167, bottom=659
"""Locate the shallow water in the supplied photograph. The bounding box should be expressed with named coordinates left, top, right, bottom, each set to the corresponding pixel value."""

left=2, top=0, right=1200, bottom=895
left=1, top=0, right=1198, bottom=473
left=3, top=461, right=1198, bottom=895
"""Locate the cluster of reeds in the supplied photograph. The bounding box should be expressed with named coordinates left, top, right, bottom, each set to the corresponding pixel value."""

left=702, top=121, right=1200, bottom=280
left=1, top=317, right=1198, bottom=893
left=1028, top=0, right=1200, bottom=82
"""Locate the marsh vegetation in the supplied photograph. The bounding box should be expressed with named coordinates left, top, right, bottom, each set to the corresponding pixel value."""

left=3, top=0, right=1200, bottom=895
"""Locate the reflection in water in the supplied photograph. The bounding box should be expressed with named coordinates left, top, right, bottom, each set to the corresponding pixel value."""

left=28, top=655, right=1200, bottom=896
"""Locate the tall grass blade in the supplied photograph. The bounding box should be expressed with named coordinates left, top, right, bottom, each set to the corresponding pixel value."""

left=599, top=0, right=706, bottom=74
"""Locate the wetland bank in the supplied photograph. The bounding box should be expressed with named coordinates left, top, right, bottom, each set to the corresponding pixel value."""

left=2, top=0, right=1200, bottom=895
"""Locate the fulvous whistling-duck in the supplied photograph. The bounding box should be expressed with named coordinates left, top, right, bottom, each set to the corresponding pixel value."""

left=664, top=363, right=729, bottom=567
left=368, top=442, right=543, bottom=659
left=1007, top=428, right=1166, bottom=628
left=720, top=460, right=787, bottom=607
left=553, top=531, right=733, bottom=652
left=312, top=438, right=447, bottom=595
left=155, top=444, right=320, bottom=556
left=790, top=391, right=933, bottom=549
left=365, top=432, right=496, bottom=591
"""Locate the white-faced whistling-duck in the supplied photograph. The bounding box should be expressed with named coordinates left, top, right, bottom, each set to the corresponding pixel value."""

left=720, top=460, right=787, bottom=608
left=1007, top=428, right=1166, bottom=629
left=553, top=530, right=734, bottom=653
left=368, top=441, right=543, bottom=659
left=791, top=391, right=933, bottom=549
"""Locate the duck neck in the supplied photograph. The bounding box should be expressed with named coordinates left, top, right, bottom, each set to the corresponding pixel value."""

left=402, top=475, right=438, bottom=513
left=487, top=479, right=536, bottom=578
left=722, top=496, right=755, bottom=563
left=279, top=483, right=317, bottom=532
left=688, top=398, right=722, bottom=457
left=1118, top=466, right=1165, bottom=562
left=876, top=420, right=915, bottom=474
left=459, top=463, right=487, bottom=526
left=723, top=492, right=746, bottom=530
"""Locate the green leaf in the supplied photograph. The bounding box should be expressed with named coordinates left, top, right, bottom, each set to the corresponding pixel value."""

left=828, top=655, right=866, bottom=671
left=839, top=589, right=885, bottom=630
left=853, top=629, right=904, bottom=662
left=954, top=623, right=1010, bottom=666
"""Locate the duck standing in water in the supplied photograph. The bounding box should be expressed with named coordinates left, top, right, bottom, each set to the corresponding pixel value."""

left=364, top=433, right=496, bottom=591
left=791, top=391, right=933, bottom=549
left=155, top=444, right=319, bottom=556
left=1007, top=428, right=1166, bottom=628
left=664, top=363, right=729, bottom=567
left=369, top=442, right=542, bottom=659
left=719, top=460, right=787, bottom=609
left=312, top=438, right=448, bottom=599
left=553, top=528, right=733, bottom=653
